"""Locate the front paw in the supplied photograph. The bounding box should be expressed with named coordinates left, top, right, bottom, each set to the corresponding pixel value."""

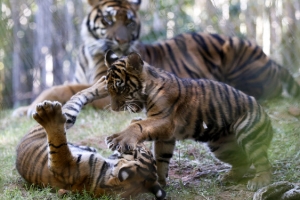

left=105, top=133, right=138, bottom=152
left=32, top=100, right=66, bottom=129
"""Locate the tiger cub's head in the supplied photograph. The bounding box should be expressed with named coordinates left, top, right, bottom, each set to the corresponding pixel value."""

left=82, top=0, right=141, bottom=56
left=105, top=50, right=146, bottom=113
left=108, top=144, right=166, bottom=199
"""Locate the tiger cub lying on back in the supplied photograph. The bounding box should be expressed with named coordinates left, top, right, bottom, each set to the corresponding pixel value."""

left=16, top=77, right=166, bottom=199
left=104, top=50, right=274, bottom=191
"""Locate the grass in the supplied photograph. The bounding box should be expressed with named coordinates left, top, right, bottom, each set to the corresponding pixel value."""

left=0, top=97, right=299, bottom=200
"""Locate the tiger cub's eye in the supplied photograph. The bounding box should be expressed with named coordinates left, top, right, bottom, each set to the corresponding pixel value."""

left=115, top=80, right=126, bottom=92
left=101, top=15, right=113, bottom=26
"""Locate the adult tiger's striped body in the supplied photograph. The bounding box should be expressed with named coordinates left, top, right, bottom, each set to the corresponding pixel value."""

left=104, top=51, right=274, bottom=191
left=138, top=34, right=300, bottom=100
left=16, top=77, right=166, bottom=199
left=13, top=0, right=300, bottom=117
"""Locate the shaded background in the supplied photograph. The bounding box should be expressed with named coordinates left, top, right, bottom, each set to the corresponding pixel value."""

left=1, top=0, right=300, bottom=109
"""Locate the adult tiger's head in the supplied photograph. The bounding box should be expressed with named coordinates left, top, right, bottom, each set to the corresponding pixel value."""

left=82, top=0, right=141, bottom=56
left=105, top=50, right=146, bottom=113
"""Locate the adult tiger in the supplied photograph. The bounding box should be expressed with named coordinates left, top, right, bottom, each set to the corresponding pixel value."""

left=16, top=77, right=166, bottom=199
left=104, top=50, right=274, bottom=191
left=12, top=0, right=300, bottom=117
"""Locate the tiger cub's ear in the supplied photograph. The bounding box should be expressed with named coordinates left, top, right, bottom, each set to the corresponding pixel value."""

left=105, top=50, right=119, bottom=68
left=127, top=52, right=144, bottom=73
left=118, top=167, right=134, bottom=182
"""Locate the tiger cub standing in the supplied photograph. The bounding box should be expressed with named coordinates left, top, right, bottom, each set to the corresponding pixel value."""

left=16, top=77, right=166, bottom=199
left=104, top=50, right=274, bottom=191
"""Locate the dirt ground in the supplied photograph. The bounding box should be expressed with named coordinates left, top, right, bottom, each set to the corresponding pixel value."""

left=166, top=150, right=255, bottom=200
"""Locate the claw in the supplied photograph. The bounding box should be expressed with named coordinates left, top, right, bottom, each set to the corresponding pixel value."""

left=32, top=112, right=37, bottom=118
left=108, top=142, right=114, bottom=149
left=105, top=137, right=112, bottom=145
left=125, top=144, right=131, bottom=151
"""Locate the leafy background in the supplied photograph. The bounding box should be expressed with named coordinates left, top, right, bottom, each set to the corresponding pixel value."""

left=0, top=0, right=300, bottom=110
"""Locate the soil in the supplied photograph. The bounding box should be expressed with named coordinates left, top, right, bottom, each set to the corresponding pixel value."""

left=165, top=151, right=255, bottom=200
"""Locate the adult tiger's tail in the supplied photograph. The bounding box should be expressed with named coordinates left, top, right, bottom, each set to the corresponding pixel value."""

left=277, top=62, right=300, bottom=98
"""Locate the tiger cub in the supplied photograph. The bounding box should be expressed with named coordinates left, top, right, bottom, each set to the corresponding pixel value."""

left=104, top=50, right=274, bottom=191
left=16, top=77, right=166, bottom=199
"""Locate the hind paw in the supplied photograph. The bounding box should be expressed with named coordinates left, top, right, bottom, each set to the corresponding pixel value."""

left=247, top=171, right=272, bottom=191
left=32, top=100, right=66, bottom=129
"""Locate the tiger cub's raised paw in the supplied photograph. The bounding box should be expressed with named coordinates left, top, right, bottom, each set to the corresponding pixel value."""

left=32, top=100, right=66, bottom=129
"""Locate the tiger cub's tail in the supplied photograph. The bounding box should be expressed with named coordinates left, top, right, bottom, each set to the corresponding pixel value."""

left=277, top=62, right=300, bottom=98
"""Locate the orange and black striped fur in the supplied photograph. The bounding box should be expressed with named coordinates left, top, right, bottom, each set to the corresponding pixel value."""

left=104, top=51, right=274, bottom=191
left=13, top=0, right=300, bottom=117
left=16, top=77, right=166, bottom=199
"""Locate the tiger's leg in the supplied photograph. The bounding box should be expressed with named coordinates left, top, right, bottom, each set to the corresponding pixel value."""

left=62, top=76, right=108, bottom=129
left=234, top=111, right=273, bottom=191
left=153, top=138, right=176, bottom=186
left=32, top=101, right=73, bottom=174
left=12, top=84, right=91, bottom=117
left=33, top=75, right=107, bottom=164
left=208, top=134, right=251, bottom=184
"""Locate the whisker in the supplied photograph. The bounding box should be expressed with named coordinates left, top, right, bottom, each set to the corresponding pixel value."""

left=130, top=102, right=143, bottom=112
left=104, top=103, right=111, bottom=110
left=127, top=105, right=133, bottom=114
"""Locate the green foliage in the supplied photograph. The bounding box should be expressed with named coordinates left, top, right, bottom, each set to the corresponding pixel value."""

left=2, top=0, right=300, bottom=109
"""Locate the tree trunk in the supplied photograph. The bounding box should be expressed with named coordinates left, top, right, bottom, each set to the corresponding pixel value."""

left=33, top=0, right=53, bottom=98
left=51, top=0, right=65, bottom=85
left=281, top=0, right=298, bottom=72
left=10, top=0, right=23, bottom=108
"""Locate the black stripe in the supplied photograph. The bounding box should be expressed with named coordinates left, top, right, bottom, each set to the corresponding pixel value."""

left=86, top=12, right=99, bottom=40
left=140, top=152, right=152, bottom=160
left=216, top=83, right=228, bottom=125
left=244, top=120, right=270, bottom=147
left=160, top=153, right=173, bottom=159
left=35, top=149, right=48, bottom=184
left=64, top=105, right=80, bottom=113
left=136, top=123, right=143, bottom=132
left=223, top=85, right=233, bottom=120
left=88, top=154, right=96, bottom=186
left=77, top=154, right=82, bottom=163
left=48, top=143, right=67, bottom=149
left=98, top=161, right=110, bottom=188
left=150, top=75, right=181, bottom=118
left=147, top=83, right=165, bottom=111
left=232, top=89, right=241, bottom=115
left=156, top=159, right=170, bottom=164
left=27, top=143, right=46, bottom=182
left=65, top=113, right=77, bottom=125
left=165, top=43, right=179, bottom=73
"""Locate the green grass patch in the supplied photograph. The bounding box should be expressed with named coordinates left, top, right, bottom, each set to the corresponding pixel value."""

left=0, top=97, right=299, bottom=200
